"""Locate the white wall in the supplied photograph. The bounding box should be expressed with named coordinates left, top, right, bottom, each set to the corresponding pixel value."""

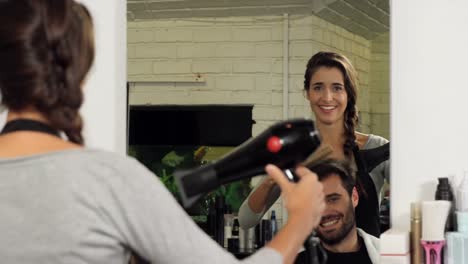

left=79, top=0, right=127, bottom=154
left=391, top=0, right=468, bottom=230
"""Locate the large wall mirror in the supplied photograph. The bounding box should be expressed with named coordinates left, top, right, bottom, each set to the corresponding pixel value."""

left=126, top=0, right=390, bottom=247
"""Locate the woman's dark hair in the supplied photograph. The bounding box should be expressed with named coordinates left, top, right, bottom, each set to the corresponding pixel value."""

left=0, top=0, right=94, bottom=144
left=303, top=52, right=359, bottom=157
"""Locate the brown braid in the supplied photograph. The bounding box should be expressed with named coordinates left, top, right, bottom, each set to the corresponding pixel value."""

left=0, top=0, right=94, bottom=145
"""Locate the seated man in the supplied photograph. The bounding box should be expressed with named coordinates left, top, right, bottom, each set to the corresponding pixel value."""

left=295, top=160, right=379, bottom=264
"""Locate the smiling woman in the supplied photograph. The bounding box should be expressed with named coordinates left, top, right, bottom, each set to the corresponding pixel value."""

left=298, top=52, right=388, bottom=237
left=238, top=52, right=390, bottom=237
left=306, top=67, right=349, bottom=151
left=304, top=52, right=390, bottom=237
left=303, top=52, right=359, bottom=161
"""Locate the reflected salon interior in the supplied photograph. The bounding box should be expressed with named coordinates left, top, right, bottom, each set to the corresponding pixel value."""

left=126, top=0, right=392, bottom=263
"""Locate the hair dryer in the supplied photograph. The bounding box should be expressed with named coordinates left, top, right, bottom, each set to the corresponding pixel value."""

left=174, top=119, right=321, bottom=208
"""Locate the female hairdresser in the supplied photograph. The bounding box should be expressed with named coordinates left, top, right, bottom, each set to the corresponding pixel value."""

left=239, top=52, right=389, bottom=237
left=0, top=1, right=325, bottom=263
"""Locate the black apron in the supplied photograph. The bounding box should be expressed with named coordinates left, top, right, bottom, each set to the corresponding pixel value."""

left=353, top=142, right=390, bottom=237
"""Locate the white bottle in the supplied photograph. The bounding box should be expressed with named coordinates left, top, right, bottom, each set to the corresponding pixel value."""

left=223, top=210, right=234, bottom=248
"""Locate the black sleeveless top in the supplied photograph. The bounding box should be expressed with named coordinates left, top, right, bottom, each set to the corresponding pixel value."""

left=353, top=142, right=390, bottom=237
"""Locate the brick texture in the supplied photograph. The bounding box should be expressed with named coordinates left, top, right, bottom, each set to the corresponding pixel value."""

left=127, top=14, right=388, bottom=137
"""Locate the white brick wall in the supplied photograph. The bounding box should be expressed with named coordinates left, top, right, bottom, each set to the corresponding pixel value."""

left=255, top=43, right=283, bottom=57
left=369, top=32, right=390, bottom=139
left=193, top=28, right=231, bottom=42
left=232, top=27, right=272, bottom=41
left=128, top=29, right=154, bottom=43
left=154, top=28, right=193, bottom=42
left=128, top=12, right=388, bottom=136
left=216, top=76, right=255, bottom=91
left=127, top=14, right=389, bottom=222
left=153, top=61, right=191, bottom=74
left=232, top=59, right=272, bottom=73
left=192, top=60, right=231, bottom=73
left=134, top=44, right=176, bottom=58
left=177, top=44, right=217, bottom=58
left=215, top=43, right=256, bottom=57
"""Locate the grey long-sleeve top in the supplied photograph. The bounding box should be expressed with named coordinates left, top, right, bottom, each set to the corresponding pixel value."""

left=0, top=149, right=282, bottom=264
left=238, top=134, right=390, bottom=229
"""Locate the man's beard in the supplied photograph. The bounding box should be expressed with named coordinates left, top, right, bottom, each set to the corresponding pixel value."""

left=316, top=202, right=356, bottom=246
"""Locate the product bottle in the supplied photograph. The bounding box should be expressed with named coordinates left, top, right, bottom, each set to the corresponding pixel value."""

left=215, top=196, right=225, bottom=246
left=270, top=210, right=278, bottom=236
left=410, top=202, right=422, bottom=264
left=232, top=218, right=240, bottom=238
left=207, top=201, right=216, bottom=240
left=435, top=177, right=455, bottom=231
left=262, top=219, right=272, bottom=243
left=255, top=222, right=263, bottom=249
left=223, top=205, right=233, bottom=248
left=227, top=218, right=240, bottom=253
left=457, top=171, right=468, bottom=212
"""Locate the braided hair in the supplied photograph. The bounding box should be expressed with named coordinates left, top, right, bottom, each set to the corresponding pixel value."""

left=303, top=52, right=359, bottom=158
left=0, top=0, right=94, bottom=144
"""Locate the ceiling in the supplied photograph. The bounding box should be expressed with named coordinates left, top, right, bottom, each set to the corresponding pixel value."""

left=127, top=0, right=389, bottom=39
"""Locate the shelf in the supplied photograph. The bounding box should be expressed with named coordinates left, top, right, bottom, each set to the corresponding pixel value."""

left=128, top=75, right=205, bottom=83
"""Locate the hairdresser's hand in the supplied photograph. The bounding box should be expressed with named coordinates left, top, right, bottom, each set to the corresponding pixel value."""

left=266, top=164, right=325, bottom=232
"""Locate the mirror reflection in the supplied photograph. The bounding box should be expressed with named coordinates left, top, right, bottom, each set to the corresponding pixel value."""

left=127, top=0, right=389, bottom=261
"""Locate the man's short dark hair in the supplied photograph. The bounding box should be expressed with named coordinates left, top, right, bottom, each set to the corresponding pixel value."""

left=309, top=159, right=356, bottom=196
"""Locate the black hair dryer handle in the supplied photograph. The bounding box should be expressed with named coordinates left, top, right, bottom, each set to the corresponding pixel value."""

left=303, top=233, right=328, bottom=264
left=283, top=168, right=299, bottom=182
